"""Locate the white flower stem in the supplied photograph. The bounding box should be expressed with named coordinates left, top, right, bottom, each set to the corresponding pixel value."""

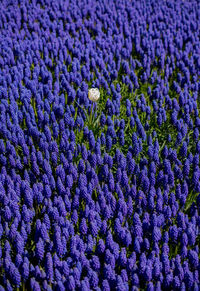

left=90, top=102, right=93, bottom=126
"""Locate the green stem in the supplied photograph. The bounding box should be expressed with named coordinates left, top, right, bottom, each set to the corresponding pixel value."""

left=22, top=281, right=26, bottom=291
left=65, top=92, right=68, bottom=105
left=90, top=102, right=94, bottom=127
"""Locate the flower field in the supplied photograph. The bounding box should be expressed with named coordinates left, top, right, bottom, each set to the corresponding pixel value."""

left=0, top=0, right=200, bottom=290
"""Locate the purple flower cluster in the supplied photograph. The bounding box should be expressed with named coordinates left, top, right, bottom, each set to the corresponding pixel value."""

left=0, top=0, right=200, bottom=290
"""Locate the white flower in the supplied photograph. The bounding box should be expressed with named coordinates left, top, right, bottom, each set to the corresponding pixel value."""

left=88, top=88, right=100, bottom=102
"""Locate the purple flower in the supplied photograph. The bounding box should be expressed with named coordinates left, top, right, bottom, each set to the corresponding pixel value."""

left=97, top=239, right=105, bottom=254
left=188, top=250, right=199, bottom=268
left=45, top=253, right=54, bottom=282
left=103, top=264, right=115, bottom=281
left=119, top=248, right=127, bottom=267
left=21, top=261, right=29, bottom=280
left=79, top=218, right=88, bottom=235
left=9, top=263, right=21, bottom=287
left=36, top=239, right=44, bottom=260
left=89, top=270, right=99, bottom=288
left=67, top=275, right=76, bottom=290
left=132, top=273, right=139, bottom=287
left=102, top=280, right=110, bottom=291
left=152, top=227, right=162, bottom=243
left=57, top=281, right=65, bottom=291
left=180, top=141, right=188, bottom=157
left=133, top=237, right=141, bottom=254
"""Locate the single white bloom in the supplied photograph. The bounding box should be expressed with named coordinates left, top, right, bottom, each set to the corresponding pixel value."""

left=88, top=88, right=100, bottom=102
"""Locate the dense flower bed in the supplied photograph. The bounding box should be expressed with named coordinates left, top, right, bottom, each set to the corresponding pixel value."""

left=0, top=0, right=200, bottom=290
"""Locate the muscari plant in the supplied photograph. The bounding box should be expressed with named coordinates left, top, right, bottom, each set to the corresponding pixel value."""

left=0, top=0, right=200, bottom=290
